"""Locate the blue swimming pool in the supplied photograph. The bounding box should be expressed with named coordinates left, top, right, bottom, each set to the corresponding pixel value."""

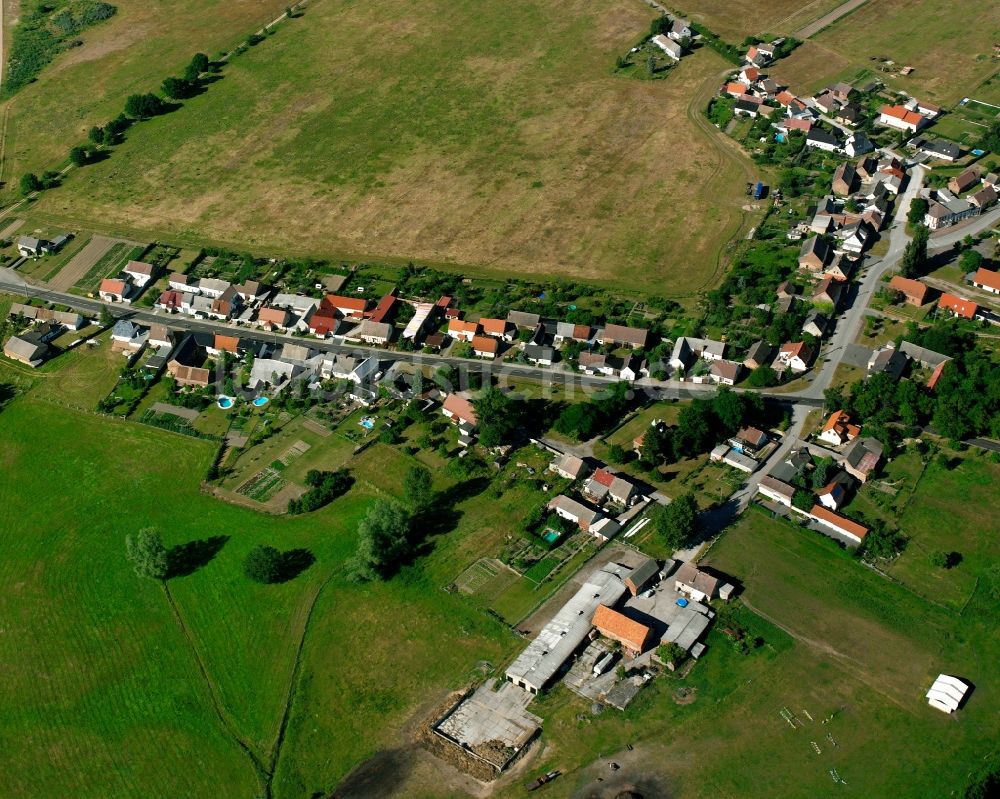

left=217, top=396, right=234, bottom=409
left=542, top=529, right=561, bottom=544
left=775, top=133, right=786, bottom=143
left=360, top=416, right=375, bottom=430
left=252, top=396, right=269, bottom=407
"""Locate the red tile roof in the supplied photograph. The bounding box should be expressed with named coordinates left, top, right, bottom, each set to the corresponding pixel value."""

left=214, top=334, right=240, bottom=353
left=880, top=105, right=924, bottom=126
left=810, top=504, right=868, bottom=540
left=471, top=334, right=498, bottom=355
left=479, top=317, right=508, bottom=336
left=592, top=468, right=616, bottom=487
left=443, top=394, right=477, bottom=426
left=100, top=278, right=126, bottom=294
left=325, top=294, right=368, bottom=314
left=448, top=319, right=479, bottom=336
left=592, top=605, right=653, bottom=653
left=938, top=293, right=978, bottom=320
left=725, top=81, right=749, bottom=95
left=889, top=276, right=930, bottom=304
left=973, top=267, right=1000, bottom=292
left=927, top=360, right=948, bottom=390
left=368, top=293, right=398, bottom=324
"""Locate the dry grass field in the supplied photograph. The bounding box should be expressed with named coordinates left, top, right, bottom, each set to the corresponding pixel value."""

left=672, top=0, right=846, bottom=40
left=770, top=0, right=1000, bottom=105
left=21, top=0, right=761, bottom=294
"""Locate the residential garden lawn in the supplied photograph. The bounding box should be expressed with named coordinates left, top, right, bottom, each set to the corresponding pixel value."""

left=885, top=450, right=1000, bottom=609
left=769, top=0, right=1000, bottom=105
left=0, top=388, right=519, bottom=796
left=20, top=331, right=122, bottom=410
left=25, top=0, right=759, bottom=295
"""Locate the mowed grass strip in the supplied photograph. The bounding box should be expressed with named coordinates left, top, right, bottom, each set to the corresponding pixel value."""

left=29, top=0, right=755, bottom=294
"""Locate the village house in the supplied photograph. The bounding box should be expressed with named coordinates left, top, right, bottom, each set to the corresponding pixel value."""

left=471, top=334, right=499, bottom=359
left=669, top=337, right=725, bottom=371
left=3, top=327, right=53, bottom=367
left=367, top=293, right=398, bottom=325
left=592, top=605, right=654, bottom=657
left=734, top=99, right=760, bottom=118
left=725, top=81, right=750, bottom=97
left=507, top=310, right=541, bottom=330
left=578, top=352, right=613, bottom=376
left=819, top=409, right=860, bottom=446
left=808, top=504, right=869, bottom=544
left=970, top=185, right=998, bottom=211
left=743, top=340, right=775, bottom=370
left=806, top=128, right=843, bottom=153
left=745, top=43, right=774, bottom=67
left=824, top=254, right=856, bottom=282
left=346, top=320, right=393, bottom=346
left=867, top=344, right=909, bottom=381
left=553, top=322, right=592, bottom=344
left=147, top=323, right=173, bottom=350
left=122, top=260, right=156, bottom=288
left=925, top=195, right=978, bottom=230
left=651, top=34, right=683, bottom=60
left=324, top=294, right=369, bottom=319
left=447, top=319, right=479, bottom=342
left=524, top=344, right=555, bottom=365
left=98, top=278, right=134, bottom=304
left=668, top=17, right=691, bottom=41
left=878, top=104, right=927, bottom=133
left=256, top=305, right=291, bottom=331
left=597, top=323, right=649, bottom=349
left=155, top=290, right=183, bottom=313
left=197, top=278, right=231, bottom=299
left=729, top=426, right=768, bottom=455
left=547, top=494, right=603, bottom=533
left=111, top=319, right=148, bottom=355
left=798, top=236, right=831, bottom=271
left=888, top=275, right=931, bottom=305
left=842, top=437, right=883, bottom=482
left=207, top=333, right=240, bottom=357
left=674, top=562, right=733, bottom=602
left=948, top=166, right=982, bottom=195
left=442, top=393, right=478, bottom=429
left=802, top=309, right=828, bottom=339
left=812, top=277, right=845, bottom=308
left=757, top=475, right=796, bottom=507
left=938, top=293, right=978, bottom=320
left=844, top=131, right=874, bottom=157
left=972, top=267, right=1000, bottom=295
left=709, top=359, right=743, bottom=385
left=549, top=453, right=589, bottom=481
left=832, top=162, right=857, bottom=196
left=836, top=220, right=871, bottom=254
left=585, top=468, right=636, bottom=506
left=775, top=341, right=812, bottom=373
left=918, top=139, right=961, bottom=162
left=478, top=318, right=513, bottom=341
left=17, top=236, right=50, bottom=257
left=8, top=303, right=83, bottom=330
left=817, top=472, right=853, bottom=511
left=167, top=360, right=211, bottom=389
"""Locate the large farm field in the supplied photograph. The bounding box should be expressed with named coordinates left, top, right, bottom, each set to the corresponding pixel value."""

left=20, top=0, right=760, bottom=294
left=770, top=0, right=1000, bottom=105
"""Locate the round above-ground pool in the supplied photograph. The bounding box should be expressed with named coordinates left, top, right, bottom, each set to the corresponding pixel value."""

left=252, top=396, right=269, bottom=407
left=217, top=396, right=234, bottom=409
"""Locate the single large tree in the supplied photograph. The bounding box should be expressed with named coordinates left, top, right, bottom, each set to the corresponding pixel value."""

left=899, top=225, right=929, bottom=278
left=348, top=500, right=413, bottom=581
left=650, top=493, right=699, bottom=552
left=244, top=545, right=283, bottom=583
left=403, top=465, right=433, bottom=514
left=473, top=386, right=520, bottom=447
left=125, top=528, right=169, bottom=579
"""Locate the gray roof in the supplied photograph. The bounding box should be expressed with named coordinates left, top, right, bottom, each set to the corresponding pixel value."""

left=4, top=334, right=48, bottom=362
left=626, top=558, right=660, bottom=589
left=279, top=342, right=313, bottom=364
left=745, top=340, right=775, bottom=366
left=524, top=344, right=555, bottom=361
left=770, top=448, right=811, bottom=483
left=507, top=310, right=541, bottom=328
left=899, top=341, right=951, bottom=369
left=505, top=564, right=629, bottom=692
left=112, top=319, right=140, bottom=339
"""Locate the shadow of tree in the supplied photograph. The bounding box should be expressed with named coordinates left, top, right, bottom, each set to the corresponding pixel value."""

left=0, top=383, right=17, bottom=413
left=273, top=548, right=316, bottom=583
left=167, top=535, right=229, bottom=578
